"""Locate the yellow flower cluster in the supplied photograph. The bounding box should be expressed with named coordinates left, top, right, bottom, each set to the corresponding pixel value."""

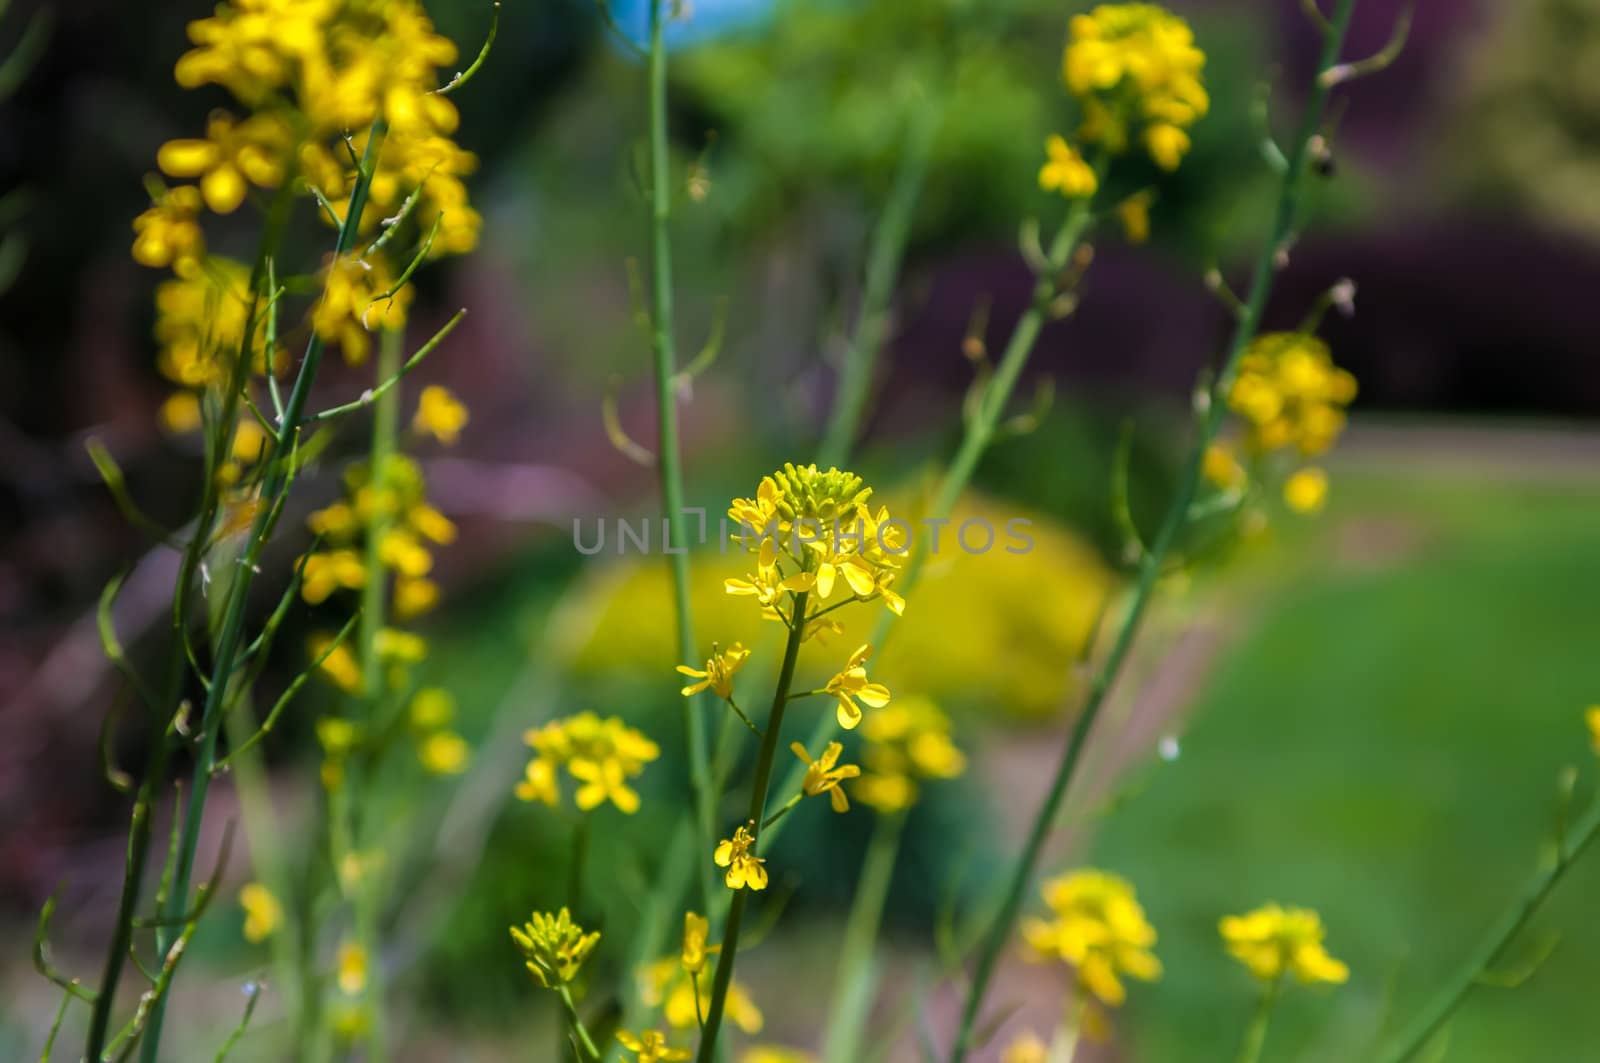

left=1219, top=904, right=1348, bottom=985
left=617, top=1030, right=690, bottom=1063
left=1226, top=331, right=1358, bottom=514
left=1065, top=3, right=1208, bottom=171
left=302, top=451, right=458, bottom=620
left=1022, top=869, right=1162, bottom=1007
left=509, top=907, right=600, bottom=989
left=726, top=464, right=907, bottom=628
left=639, top=914, right=764, bottom=1034
left=851, top=695, right=966, bottom=814
left=791, top=741, right=860, bottom=813
left=136, top=0, right=479, bottom=456
left=516, top=712, right=661, bottom=814
left=239, top=881, right=282, bottom=944
left=409, top=687, right=469, bottom=775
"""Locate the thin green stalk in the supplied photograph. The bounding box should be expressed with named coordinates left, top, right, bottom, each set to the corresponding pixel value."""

left=1374, top=797, right=1600, bottom=1063
left=558, top=984, right=602, bottom=1062
left=85, top=172, right=300, bottom=1063
left=569, top=814, right=591, bottom=913
left=947, top=7, right=1356, bottom=1058
left=1235, top=974, right=1282, bottom=1063
left=139, top=120, right=389, bottom=1063
left=345, top=323, right=404, bottom=1063
left=696, top=592, right=810, bottom=1063
left=646, top=0, right=717, bottom=913
left=820, top=811, right=906, bottom=1063
left=817, top=104, right=943, bottom=467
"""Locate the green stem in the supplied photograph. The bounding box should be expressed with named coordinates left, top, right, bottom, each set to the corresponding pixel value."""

left=817, top=104, right=942, bottom=467
left=569, top=814, right=591, bottom=913
left=1236, top=975, right=1282, bottom=1063
left=646, top=0, right=717, bottom=914
left=696, top=591, right=810, bottom=1063
left=947, top=6, right=1356, bottom=1059
left=85, top=170, right=301, bottom=1063
left=558, top=984, right=602, bottom=1062
left=139, top=120, right=389, bottom=1063
left=820, top=811, right=906, bottom=1063
left=1374, top=798, right=1600, bottom=1063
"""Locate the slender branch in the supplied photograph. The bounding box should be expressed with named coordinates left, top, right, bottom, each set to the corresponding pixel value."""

left=305, top=309, right=466, bottom=423
left=1235, top=974, right=1282, bottom=1063
left=817, top=103, right=942, bottom=467
left=137, top=120, right=390, bottom=1063
left=696, top=591, right=810, bottom=1062
left=558, top=984, right=602, bottom=1062
left=947, top=6, right=1359, bottom=1059
left=820, top=811, right=906, bottom=1063
left=644, top=0, right=717, bottom=914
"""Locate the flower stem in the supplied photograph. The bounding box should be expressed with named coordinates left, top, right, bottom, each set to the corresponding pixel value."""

left=817, top=103, right=942, bottom=467
left=646, top=0, right=717, bottom=914
left=1374, top=796, right=1600, bottom=1063
left=137, top=119, right=390, bottom=1063
left=947, top=5, right=1357, bottom=1058
left=568, top=814, right=591, bottom=913
left=558, top=984, right=602, bottom=1062
left=820, top=810, right=906, bottom=1063
left=696, top=590, right=810, bottom=1063
left=1235, top=975, right=1282, bottom=1063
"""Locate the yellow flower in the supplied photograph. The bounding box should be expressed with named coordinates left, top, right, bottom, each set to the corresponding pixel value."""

left=679, top=911, right=715, bottom=974
left=1039, top=135, right=1098, bottom=199
left=413, top=385, right=468, bottom=445
left=410, top=687, right=455, bottom=729
left=157, top=111, right=290, bottom=214
left=791, top=741, right=860, bottom=813
left=418, top=731, right=469, bottom=775
left=378, top=527, right=433, bottom=577
left=1220, top=904, right=1348, bottom=985
left=311, top=251, right=412, bottom=366
left=617, top=1030, right=690, bottom=1063
left=1202, top=442, right=1246, bottom=492
left=239, top=882, right=281, bottom=943
left=1001, top=1032, right=1049, bottom=1063
left=393, top=575, right=440, bottom=619
left=1588, top=705, right=1600, bottom=753
left=851, top=695, right=966, bottom=814
left=677, top=642, right=751, bottom=699
left=713, top=825, right=768, bottom=891
left=408, top=502, right=458, bottom=545
left=375, top=627, right=427, bottom=663
left=741, top=1050, right=817, bottom=1063
left=1116, top=189, right=1154, bottom=244
left=159, top=392, right=203, bottom=434
left=132, top=184, right=206, bottom=272
left=300, top=548, right=367, bottom=604
left=571, top=756, right=643, bottom=814
left=823, top=644, right=891, bottom=730
left=311, top=635, right=363, bottom=695
left=1022, top=869, right=1161, bottom=1007
left=308, top=501, right=359, bottom=538
left=1283, top=467, right=1329, bottom=514
left=1229, top=332, right=1356, bottom=459
left=337, top=940, right=368, bottom=996
left=510, top=907, right=601, bottom=989
left=1063, top=4, right=1208, bottom=171
left=515, top=757, right=560, bottom=806
left=640, top=955, right=764, bottom=1033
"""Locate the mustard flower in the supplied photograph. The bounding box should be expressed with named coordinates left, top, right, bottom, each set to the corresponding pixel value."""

left=1229, top=332, right=1357, bottom=459
left=157, top=111, right=291, bottom=214
left=1022, top=869, right=1161, bottom=1007
left=617, top=1030, right=690, bottom=1063
left=515, top=757, right=560, bottom=806
left=413, top=385, right=468, bottom=445
left=1039, top=135, right=1098, bottom=199
left=239, top=882, right=282, bottom=943
left=1588, top=705, right=1600, bottom=753
left=1063, top=4, right=1209, bottom=172
left=791, top=741, right=860, bottom=813
left=336, top=940, right=368, bottom=995
left=639, top=954, right=764, bottom=1034
left=311, top=635, right=364, bottom=695
left=1283, top=467, right=1329, bottom=514
left=677, top=642, right=751, bottom=699
left=1001, top=1033, right=1048, bottom=1063
left=851, top=695, right=966, bottom=814
left=418, top=731, right=469, bottom=775
left=300, top=548, right=367, bottom=604
left=510, top=907, right=601, bottom=989
left=824, top=644, right=891, bottom=730
left=1116, top=189, right=1154, bottom=244
left=311, top=251, right=413, bottom=366
left=1219, top=904, right=1348, bottom=985
left=714, top=825, right=768, bottom=891
left=571, top=756, right=642, bottom=814
left=679, top=911, right=715, bottom=974
left=131, top=184, right=206, bottom=273
left=517, top=712, right=660, bottom=814
left=1202, top=441, right=1247, bottom=492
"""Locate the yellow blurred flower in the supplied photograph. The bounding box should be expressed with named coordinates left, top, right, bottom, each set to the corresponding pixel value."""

left=679, top=911, right=715, bottom=974
left=1116, top=189, right=1154, bottom=244
left=300, top=548, right=367, bottom=604
left=132, top=184, right=206, bottom=272
left=851, top=695, right=965, bottom=815
left=1001, top=1032, right=1048, bottom=1063
left=1219, top=904, right=1348, bottom=985
left=157, top=111, right=290, bottom=214
left=413, top=385, right=468, bottom=445
left=418, top=730, right=469, bottom=775
left=1039, top=135, right=1098, bottom=199
left=713, top=825, right=768, bottom=891
left=1022, top=869, right=1161, bottom=1007
left=336, top=940, right=368, bottom=995
left=741, top=1050, right=816, bottom=1063
left=239, top=882, right=282, bottom=943
left=617, top=1030, right=690, bottom=1063
left=1588, top=705, right=1600, bottom=753
left=640, top=953, right=764, bottom=1034
left=1283, top=467, right=1329, bottom=515
left=311, top=251, right=412, bottom=366
left=517, top=712, right=660, bottom=814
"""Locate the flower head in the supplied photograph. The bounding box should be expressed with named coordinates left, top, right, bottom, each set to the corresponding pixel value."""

left=510, top=907, right=601, bottom=989
left=851, top=695, right=965, bottom=814
left=414, top=385, right=468, bottom=445
left=239, top=882, right=282, bottom=943
left=713, top=825, right=768, bottom=891
left=824, top=644, right=891, bottom=730
left=1040, top=135, right=1098, bottom=199
left=677, top=642, right=751, bottom=699
left=1220, top=904, right=1348, bottom=985
left=791, top=741, right=860, bottom=813
left=1283, top=467, right=1329, bottom=514
left=516, top=712, right=660, bottom=814
left=679, top=911, right=715, bottom=974
left=132, top=184, right=207, bottom=273
left=617, top=1030, right=691, bottom=1063
left=1229, top=332, right=1357, bottom=459
left=337, top=940, right=368, bottom=995
left=1022, top=869, right=1161, bottom=1007
left=640, top=953, right=764, bottom=1034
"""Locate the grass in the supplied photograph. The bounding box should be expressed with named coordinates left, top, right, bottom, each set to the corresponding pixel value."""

left=1089, top=458, right=1600, bottom=1061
